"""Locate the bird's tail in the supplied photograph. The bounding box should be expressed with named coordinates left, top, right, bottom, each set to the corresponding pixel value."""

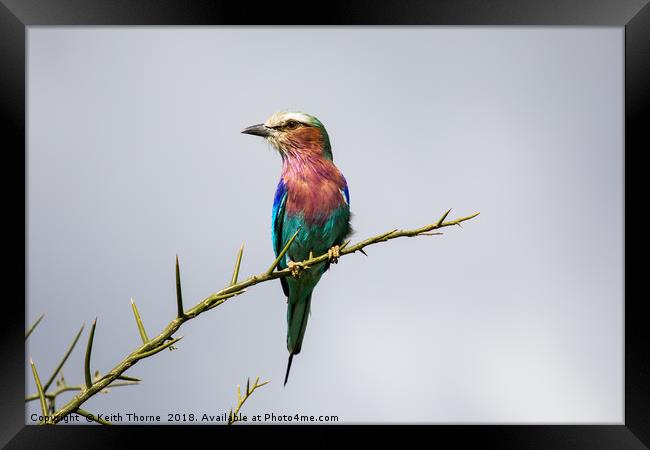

left=284, top=291, right=313, bottom=386
left=284, top=354, right=294, bottom=386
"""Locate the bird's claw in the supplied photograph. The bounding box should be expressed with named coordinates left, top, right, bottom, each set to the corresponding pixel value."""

left=328, top=245, right=341, bottom=264
left=287, top=261, right=302, bottom=278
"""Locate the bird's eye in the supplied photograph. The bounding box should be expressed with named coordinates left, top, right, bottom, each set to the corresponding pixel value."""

left=285, top=120, right=300, bottom=130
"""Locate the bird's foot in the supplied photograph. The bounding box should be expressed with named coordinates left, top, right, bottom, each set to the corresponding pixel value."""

left=328, top=245, right=341, bottom=264
left=287, top=261, right=302, bottom=278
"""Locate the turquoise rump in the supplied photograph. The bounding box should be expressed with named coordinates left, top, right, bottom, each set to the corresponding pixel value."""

left=242, top=111, right=351, bottom=385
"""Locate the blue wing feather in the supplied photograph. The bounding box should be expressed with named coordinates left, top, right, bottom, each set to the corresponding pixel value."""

left=341, top=176, right=350, bottom=205
left=272, top=178, right=289, bottom=297
left=272, top=179, right=287, bottom=256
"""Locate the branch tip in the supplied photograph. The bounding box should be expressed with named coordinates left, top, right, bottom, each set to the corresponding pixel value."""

left=26, top=312, right=46, bottom=340
left=229, top=376, right=271, bottom=425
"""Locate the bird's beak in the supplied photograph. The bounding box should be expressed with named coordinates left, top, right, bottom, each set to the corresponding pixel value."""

left=241, top=123, right=271, bottom=137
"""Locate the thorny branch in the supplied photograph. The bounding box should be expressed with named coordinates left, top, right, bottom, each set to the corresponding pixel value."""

left=228, top=377, right=270, bottom=425
left=26, top=209, right=479, bottom=425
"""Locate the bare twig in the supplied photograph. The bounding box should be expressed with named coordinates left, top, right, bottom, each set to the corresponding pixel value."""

left=228, top=377, right=270, bottom=425
left=25, top=313, right=45, bottom=340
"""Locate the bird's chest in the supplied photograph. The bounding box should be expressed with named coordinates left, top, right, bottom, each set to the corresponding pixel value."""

left=284, top=177, right=346, bottom=226
left=281, top=176, right=348, bottom=260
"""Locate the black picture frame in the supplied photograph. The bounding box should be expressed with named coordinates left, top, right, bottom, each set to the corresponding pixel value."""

left=3, top=1, right=647, bottom=447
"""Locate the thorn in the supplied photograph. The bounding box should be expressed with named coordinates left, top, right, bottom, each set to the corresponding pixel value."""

left=436, top=208, right=452, bottom=226
left=359, top=248, right=368, bottom=257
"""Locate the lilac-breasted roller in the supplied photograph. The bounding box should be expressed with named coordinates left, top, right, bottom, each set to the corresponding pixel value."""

left=242, top=111, right=351, bottom=385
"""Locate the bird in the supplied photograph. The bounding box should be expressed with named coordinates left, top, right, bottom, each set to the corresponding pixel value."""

left=242, top=111, right=351, bottom=386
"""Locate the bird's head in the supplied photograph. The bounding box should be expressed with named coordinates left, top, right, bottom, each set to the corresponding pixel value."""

left=242, top=111, right=332, bottom=160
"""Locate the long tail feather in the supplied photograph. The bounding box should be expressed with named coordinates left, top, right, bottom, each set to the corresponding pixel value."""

left=284, top=291, right=313, bottom=386
left=284, top=353, right=294, bottom=387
